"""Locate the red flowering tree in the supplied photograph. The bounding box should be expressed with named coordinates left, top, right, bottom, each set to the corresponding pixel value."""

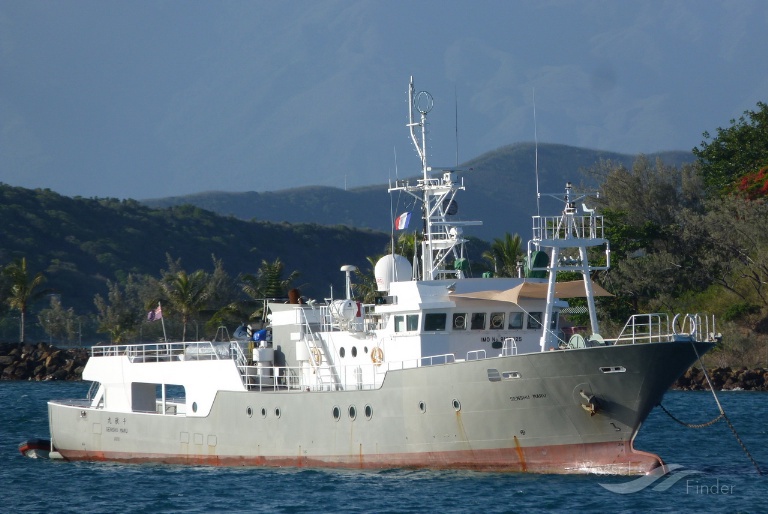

left=736, top=166, right=768, bottom=200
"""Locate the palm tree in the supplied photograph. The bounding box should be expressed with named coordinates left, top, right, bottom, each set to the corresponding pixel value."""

left=160, top=269, right=212, bottom=341
left=482, top=233, right=524, bottom=278
left=388, top=232, right=419, bottom=263
left=238, top=258, right=300, bottom=321
left=2, top=257, right=47, bottom=342
left=353, top=255, right=383, bottom=304
left=243, top=258, right=299, bottom=299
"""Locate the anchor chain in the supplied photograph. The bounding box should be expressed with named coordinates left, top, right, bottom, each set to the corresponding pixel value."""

left=658, top=403, right=723, bottom=429
left=662, top=342, right=764, bottom=476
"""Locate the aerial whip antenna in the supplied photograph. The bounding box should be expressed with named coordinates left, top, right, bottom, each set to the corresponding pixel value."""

left=454, top=85, right=459, bottom=166
left=533, top=87, right=541, bottom=217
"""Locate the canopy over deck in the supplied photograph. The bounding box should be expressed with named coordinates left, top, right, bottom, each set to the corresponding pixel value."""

left=450, top=280, right=612, bottom=304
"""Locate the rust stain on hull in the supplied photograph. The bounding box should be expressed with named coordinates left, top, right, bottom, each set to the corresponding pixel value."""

left=57, top=438, right=663, bottom=475
left=513, top=436, right=527, bottom=472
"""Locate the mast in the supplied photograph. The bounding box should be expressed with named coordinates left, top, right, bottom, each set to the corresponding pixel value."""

left=390, top=77, right=481, bottom=281
left=529, top=182, right=610, bottom=350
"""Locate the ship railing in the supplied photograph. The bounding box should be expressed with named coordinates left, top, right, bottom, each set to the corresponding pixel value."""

left=466, top=350, right=486, bottom=361
left=91, top=341, right=239, bottom=362
left=611, top=312, right=719, bottom=345
left=532, top=214, right=604, bottom=242
left=241, top=352, right=471, bottom=392
left=420, top=353, right=456, bottom=366
left=612, top=313, right=671, bottom=345
left=501, top=338, right=518, bottom=356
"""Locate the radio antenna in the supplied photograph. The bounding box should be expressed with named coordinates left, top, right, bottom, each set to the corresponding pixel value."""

left=454, top=85, right=459, bottom=166
left=533, top=88, right=540, bottom=217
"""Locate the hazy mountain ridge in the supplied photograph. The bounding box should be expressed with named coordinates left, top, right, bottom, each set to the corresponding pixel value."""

left=0, top=185, right=391, bottom=318
left=144, top=143, right=694, bottom=240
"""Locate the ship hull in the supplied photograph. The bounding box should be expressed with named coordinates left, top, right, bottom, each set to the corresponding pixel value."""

left=48, top=340, right=711, bottom=474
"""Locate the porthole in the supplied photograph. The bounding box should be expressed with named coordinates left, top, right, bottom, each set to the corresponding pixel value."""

left=340, top=347, right=346, bottom=358
left=332, top=406, right=341, bottom=421
left=364, top=404, right=373, bottom=419
left=352, top=346, right=358, bottom=357
left=452, top=399, right=461, bottom=411
left=192, top=402, right=198, bottom=413
left=364, top=346, right=369, bottom=354
left=348, top=405, right=357, bottom=420
left=419, top=401, right=427, bottom=413
left=261, top=407, right=267, bottom=418
left=246, top=407, right=253, bottom=417
left=274, top=407, right=281, bottom=418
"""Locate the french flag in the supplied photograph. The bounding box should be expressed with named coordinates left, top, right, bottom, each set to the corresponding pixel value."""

left=394, top=212, right=411, bottom=230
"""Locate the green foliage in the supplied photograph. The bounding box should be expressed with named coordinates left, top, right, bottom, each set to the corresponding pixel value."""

left=693, top=101, right=768, bottom=194
left=94, top=276, right=144, bottom=343
left=722, top=302, right=761, bottom=323
left=482, top=233, right=523, bottom=278
left=0, top=183, right=390, bottom=341
left=1, top=257, right=48, bottom=342
left=38, top=295, right=78, bottom=343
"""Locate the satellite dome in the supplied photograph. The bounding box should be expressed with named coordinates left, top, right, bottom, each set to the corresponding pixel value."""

left=374, top=254, right=413, bottom=292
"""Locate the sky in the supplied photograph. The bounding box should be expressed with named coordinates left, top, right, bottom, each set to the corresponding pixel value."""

left=0, top=0, right=766, bottom=200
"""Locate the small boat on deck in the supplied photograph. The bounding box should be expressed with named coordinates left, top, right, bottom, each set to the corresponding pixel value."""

left=43, top=77, right=717, bottom=474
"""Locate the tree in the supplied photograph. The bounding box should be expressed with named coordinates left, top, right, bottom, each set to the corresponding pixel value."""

left=94, top=276, right=144, bottom=343
left=681, top=196, right=768, bottom=309
left=353, top=255, right=383, bottom=304
left=38, top=295, right=78, bottom=344
left=241, top=258, right=300, bottom=300
left=584, top=157, right=710, bottom=317
left=2, top=257, right=47, bottom=342
left=482, top=233, right=523, bottom=278
left=160, top=269, right=212, bottom=342
left=388, top=232, right=418, bottom=263
left=693, top=101, right=768, bottom=194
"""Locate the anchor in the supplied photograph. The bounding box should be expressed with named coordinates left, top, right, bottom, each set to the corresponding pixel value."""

left=580, top=389, right=599, bottom=416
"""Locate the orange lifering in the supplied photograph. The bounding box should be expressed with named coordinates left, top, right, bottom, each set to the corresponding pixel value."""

left=371, top=347, right=384, bottom=365
left=310, top=347, right=322, bottom=366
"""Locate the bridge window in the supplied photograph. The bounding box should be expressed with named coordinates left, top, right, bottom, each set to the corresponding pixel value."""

left=395, top=314, right=420, bottom=332
left=527, top=312, right=543, bottom=329
left=470, top=312, right=486, bottom=330
left=508, top=312, right=523, bottom=329
left=424, top=313, right=447, bottom=331
left=490, top=312, right=505, bottom=329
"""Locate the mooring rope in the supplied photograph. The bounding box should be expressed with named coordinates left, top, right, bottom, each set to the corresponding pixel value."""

left=659, top=342, right=763, bottom=475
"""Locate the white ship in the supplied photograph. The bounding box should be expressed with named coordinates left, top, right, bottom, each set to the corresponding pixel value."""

left=46, top=78, right=716, bottom=474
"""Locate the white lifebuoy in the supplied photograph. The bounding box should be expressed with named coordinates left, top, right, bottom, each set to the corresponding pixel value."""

left=686, top=314, right=697, bottom=339
left=671, top=313, right=682, bottom=335
left=672, top=313, right=697, bottom=339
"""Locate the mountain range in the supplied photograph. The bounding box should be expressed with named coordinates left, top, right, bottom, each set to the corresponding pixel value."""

left=144, top=143, right=693, bottom=240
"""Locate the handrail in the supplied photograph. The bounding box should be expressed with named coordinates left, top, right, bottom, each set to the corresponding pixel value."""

left=297, top=307, right=343, bottom=390
left=613, top=313, right=671, bottom=345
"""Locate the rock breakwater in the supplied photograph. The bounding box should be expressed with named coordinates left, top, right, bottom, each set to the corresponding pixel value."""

left=0, top=342, right=88, bottom=381
left=672, top=366, right=768, bottom=391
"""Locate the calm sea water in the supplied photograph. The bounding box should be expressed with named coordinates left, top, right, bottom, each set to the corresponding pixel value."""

left=3, top=381, right=766, bottom=513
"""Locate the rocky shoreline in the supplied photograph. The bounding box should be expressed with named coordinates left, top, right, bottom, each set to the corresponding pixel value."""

left=1, top=342, right=767, bottom=391
left=0, top=342, right=89, bottom=381
left=671, top=366, right=768, bottom=391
